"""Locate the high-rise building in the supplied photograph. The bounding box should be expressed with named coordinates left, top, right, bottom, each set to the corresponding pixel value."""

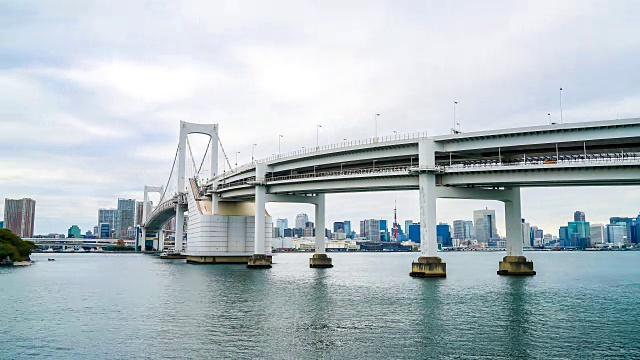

left=473, top=209, right=497, bottom=243
left=4, top=198, right=36, bottom=238
left=404, top=220, right=414, bottom=235
left=590, top=224, right=605, bottom=244
left=343, top=221, right=351, bottom=238
left=559, top=226, right=569, bottom=247
left=567, top=221, right=590, bottom=248
left=360, top=219, right=381, bottom=242
left=295, top=213, right=309, bottom=229
left=436, top=223, right=452, bottom=247
left=465, top=220, right=475, bottom=239
left=98, top=209, right=117, bottom=237
left=452, top=220, right=467, bottom=240
left=521, top=219, right=531, bottom=247
left=135, top=201, right=153, bottom=226
left=99, top=223, right=111, bottom=238
left=68, top=225, right=81, bottom=238
left=379, top=219, right=388, bottom=241
left=574, top=211, right=586, bottom=222
left=408, top=223, right=421, bottom=243
left=609, top=217, right=634, bottom=244
left=333, top=221, right=344, bottom=233
left=0, top=220, right=4, bottom=229
left=116, top=199, right=136, bottom=239
left=606, top=223, right=625, bottom=244
left=276, top=218, right=288, bottom=237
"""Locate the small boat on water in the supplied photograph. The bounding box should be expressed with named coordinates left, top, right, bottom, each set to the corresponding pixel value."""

left=48, top=258, right=55, bottom=261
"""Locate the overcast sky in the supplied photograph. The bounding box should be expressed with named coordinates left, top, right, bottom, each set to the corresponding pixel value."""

left=2, top=0, right=640, bottom=236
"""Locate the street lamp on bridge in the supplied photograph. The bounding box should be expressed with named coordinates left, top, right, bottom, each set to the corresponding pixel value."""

left=316, top=125, right=322, bottom=149
left=278, top=135, right=283, bottom=156
left=252, top=143, right=257, bottom=162
left=235, top=151, right=240, bottom=169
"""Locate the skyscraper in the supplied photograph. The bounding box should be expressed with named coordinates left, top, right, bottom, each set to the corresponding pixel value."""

left=116, top=199, right=136, bottom=239
left=452, top=220, right=467, bottom=240
left=360, top=219, right=381, bottom=242
left=574, top=211, right=586, bottom=222
left=68, top=225, right=81, bottom=238
left=98, top=209, right=117, bottom=237
left=295, top=213, right=309, bottom=229
left=4, top=198, right=36, bottom=238
left=473, top=209, right=497, bottom=243
left=343, top=220, right=351, bottom=238
left=606, top=223, right=625, bottom=244
left=276, top=218, right=288, bottom=237
left=436, top=223, right=452, bottom=247
left=590, top=224, right=605, bottom=244
left=333, top=221, right=344, bottom=233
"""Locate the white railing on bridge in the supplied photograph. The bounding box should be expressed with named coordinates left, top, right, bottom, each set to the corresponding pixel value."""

left=216, top=131, right=427, bottom=180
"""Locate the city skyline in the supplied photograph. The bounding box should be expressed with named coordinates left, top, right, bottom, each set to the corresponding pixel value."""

left=3, top=1, right=640, bottom=234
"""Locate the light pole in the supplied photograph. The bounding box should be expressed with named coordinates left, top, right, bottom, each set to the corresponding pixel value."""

left=374, top=113, right=380, bottom=141
left=252, top=143, right=257, bottom=162
left=235, top=151, right=240, bottom=169
left=316, top=125, right=322, bottom=148
left=340, top=162, right=345, bottom=172
left=453, top=101, right=458, bottom=133
left=547, top=113, right=552, bottom=125
left=278, top=135, right=283, bottom=156
left=393, top=130, right=397, bottom=139
left=559, top=87, right=563, bottom=124
left=373, top=159, right=376, bottom=170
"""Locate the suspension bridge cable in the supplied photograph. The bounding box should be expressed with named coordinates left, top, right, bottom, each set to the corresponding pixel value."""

left=160, top=144, right=180, bottom=203
left=197, top=137, right=212, bottom=176
left=186, top=137, right=199, bottom=174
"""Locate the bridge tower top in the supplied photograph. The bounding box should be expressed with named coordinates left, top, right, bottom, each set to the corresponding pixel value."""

left=177, top=121, right=220, bottom=193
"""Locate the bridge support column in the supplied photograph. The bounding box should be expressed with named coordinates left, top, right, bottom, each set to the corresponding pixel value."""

left=247, top=174, right=272, bottom=269
left=158, top=230, right=164, bottom=252
left=498, top=187, right=535, bottom=276
left=175, top=206, right=184, bottom=253
left=310, top=193, right=332, bottom=268
left=140, top=227, right=146, bottom=252
left=411, top=138, right=446, bottom=278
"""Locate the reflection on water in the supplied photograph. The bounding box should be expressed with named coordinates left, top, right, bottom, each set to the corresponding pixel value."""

left=2, top=252, right=640, bottom=359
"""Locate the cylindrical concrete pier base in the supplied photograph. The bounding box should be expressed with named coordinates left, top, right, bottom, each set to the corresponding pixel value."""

left=246, top=254, right=272, bottom=269
left=410, top=256, right=446, bottom=278
left=497, top=256, right=536, bottom=275
left=309, top=253, right=333, bottom=268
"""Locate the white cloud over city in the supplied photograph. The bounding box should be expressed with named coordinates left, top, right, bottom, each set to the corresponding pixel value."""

left=1, top=0, right=640, bottom=235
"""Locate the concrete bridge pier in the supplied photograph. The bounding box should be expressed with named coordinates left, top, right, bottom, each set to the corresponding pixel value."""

left=411, top=138, right=446, bottom=278
left=310, top=193, right=332, bottom=268
left=175, top=205, right=184, bottom=253
left=498, top=187, right=536, bottom=275
left=140, top=227, right=146, bottom=252
left=158, top=230, right=164, bottom=252
left=248, top=165, right=272, bottom=269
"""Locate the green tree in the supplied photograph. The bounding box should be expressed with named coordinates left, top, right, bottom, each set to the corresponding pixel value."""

left=0, top=229, right=37, bottom=262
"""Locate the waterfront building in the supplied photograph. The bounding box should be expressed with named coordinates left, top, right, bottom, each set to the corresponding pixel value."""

left=473, top=209, right=497, bottom=243
left=99, top=223, right=111, bottom=238
left=333, top=221, right=344, bottom=233
left=303, top=221, right=315, bottom=237
left=360, top=219, right=381, bottom=242
left=521, top=219, right=531, bottom=247
left=4, top=198, right=36, bottom=238
left=452, top=220, right=468, bottom=240
left=404, top=220, right=413, bottom=235
left=436, top=223, right=452, bottom=247
left=0, top=220, right=3, bottom=229
left=283, top=228, right=294, bottom=237
left=606, top=223, right=626, bottom=244
left=276, top=218, right=288, bottom=237
left=343, top=220, right=351, bottom=238
left=408, top=223, right=420, bottom=243
left=590, top=224, right=605, bottom=244
left=295, top=213, right=309, bottom=229
left=98, top=209, right=117, bottom=237
left=68, top=225, right=81, bottom=238
left=135, top=201, right=153, bottom=226
left=559, top=226, right=569, bottom=247
left=116, top=199, right=136, bottom=239
left=567, top=221, right=590, bottom=248
left=609, top=217, right=635, bottom=244
left=379, top=220, right=388, bottom=241
left=574, top=211, right=586, bottom=222
left=465, top=220, right=475, bottom=239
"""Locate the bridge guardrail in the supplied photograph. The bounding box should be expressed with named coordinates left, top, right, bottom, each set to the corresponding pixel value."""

left=216, top=165, right=413, bottom=190
left=215, top=132, right=427, bottom=180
